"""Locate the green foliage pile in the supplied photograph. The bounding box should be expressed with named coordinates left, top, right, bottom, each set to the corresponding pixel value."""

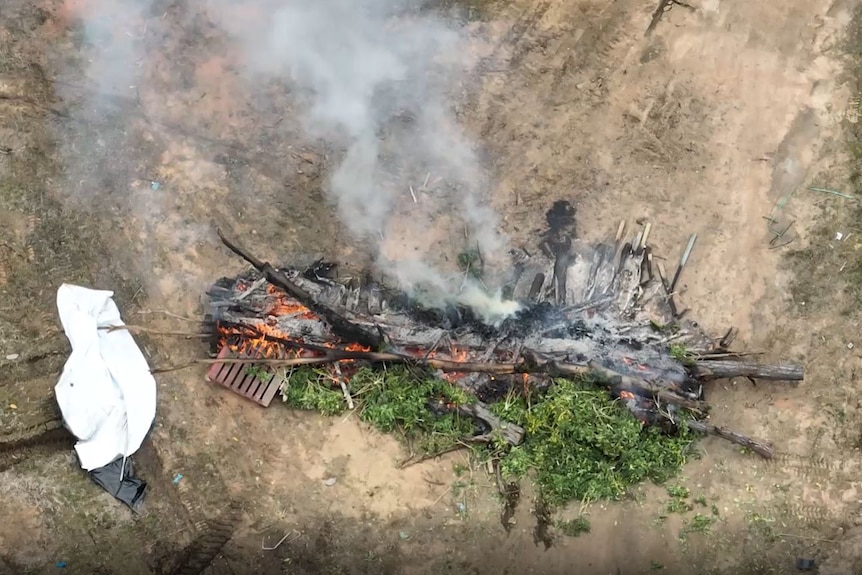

left=280, top=365, right=476, bottom=454
left=279, top=365, right=696, bottom=507
left=492, top=377, right=695, bottom=505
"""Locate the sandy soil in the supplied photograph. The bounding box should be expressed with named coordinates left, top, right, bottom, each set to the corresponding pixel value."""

left=2, top=0, right=862, bottom=573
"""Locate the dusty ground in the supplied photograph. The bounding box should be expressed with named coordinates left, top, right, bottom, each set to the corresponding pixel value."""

left=2, top=0, right=862, bottom=573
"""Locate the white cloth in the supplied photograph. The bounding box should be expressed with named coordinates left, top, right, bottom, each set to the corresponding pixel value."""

left=54, top=284, right=157, bottom=471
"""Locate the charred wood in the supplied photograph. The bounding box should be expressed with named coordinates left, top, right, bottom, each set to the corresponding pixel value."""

left=586, top=361, right=707, bottom=412
left=528, top=273, right=545, bottom=301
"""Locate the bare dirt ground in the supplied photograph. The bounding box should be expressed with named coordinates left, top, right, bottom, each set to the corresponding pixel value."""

left=2, top=0, right=862, bottom=573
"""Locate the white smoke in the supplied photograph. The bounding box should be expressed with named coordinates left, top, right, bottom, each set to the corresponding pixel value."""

left=216, top=0, right=511, bottom=304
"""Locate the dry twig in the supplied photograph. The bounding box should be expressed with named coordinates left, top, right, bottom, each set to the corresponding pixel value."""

left=98, top=324, right=209, bottom=338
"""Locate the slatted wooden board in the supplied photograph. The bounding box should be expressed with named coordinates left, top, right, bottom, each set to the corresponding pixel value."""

left=205, top=346, right=282, bottom=407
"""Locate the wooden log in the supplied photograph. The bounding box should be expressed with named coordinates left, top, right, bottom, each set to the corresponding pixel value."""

left=212, top=326, right=704, bottom=411
left=691, top=360, right=803, bottom=382
left=217, top=229, right=385, bottom=350
left=528, top=273, right=545, bottom=301
left=686, top=420, right=774, bottom=459
left=670, top=233, right=697, bottom=294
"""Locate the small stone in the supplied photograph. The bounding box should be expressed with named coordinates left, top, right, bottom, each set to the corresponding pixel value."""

left=324, top=477, right=337, bottom=487
left=848, top=343, right=855, bottom=350
left=5, top=354, right=19, bottom=360
left=9, top=404, right=17, bottom=410
left=399, top=531, right=410, bottom=540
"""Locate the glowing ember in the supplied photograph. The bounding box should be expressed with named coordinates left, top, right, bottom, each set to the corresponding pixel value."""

left=216, top=284, right=371, bottom=380
left=264, top=285, right=317, bottom=319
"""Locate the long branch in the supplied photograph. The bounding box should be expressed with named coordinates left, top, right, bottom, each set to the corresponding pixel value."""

left=230, top=324, right=705, bottom=409
left=686, top=420, right=774, bottom=459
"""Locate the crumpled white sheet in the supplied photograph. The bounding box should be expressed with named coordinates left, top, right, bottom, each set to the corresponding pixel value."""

left=54, top=284, right=157, bottom=471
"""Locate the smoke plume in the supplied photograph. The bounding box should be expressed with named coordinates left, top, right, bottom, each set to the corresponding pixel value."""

left=218, top=0, right=512, bottom=312
left=56, top=0, right=517, bottom=321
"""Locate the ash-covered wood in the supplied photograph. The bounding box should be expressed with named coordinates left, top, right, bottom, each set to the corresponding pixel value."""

left=210, top=217, right=804, bottom=459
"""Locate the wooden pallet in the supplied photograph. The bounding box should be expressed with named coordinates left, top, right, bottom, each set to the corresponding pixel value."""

left=205, top=347, right=282, bottom=407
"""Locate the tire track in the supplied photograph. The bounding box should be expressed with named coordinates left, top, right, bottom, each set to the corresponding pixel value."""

left=770, top=452, right=862, bottom=482
left=169, top=502, right=242, bottom=575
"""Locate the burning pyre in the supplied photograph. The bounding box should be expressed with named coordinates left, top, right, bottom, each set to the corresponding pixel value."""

left=202, top=223, right=803, bottom=458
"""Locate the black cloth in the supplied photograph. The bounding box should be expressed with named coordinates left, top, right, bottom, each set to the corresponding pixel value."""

left=88, top=456, right=147, bottom=512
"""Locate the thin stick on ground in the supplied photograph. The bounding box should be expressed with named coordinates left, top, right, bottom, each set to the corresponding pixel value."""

left=133, top=309, right=202, bottom=323
left=431, top=484, right=453, bottom=507
left=98, top=325, right=210, bottom=338
left=333, top=363, right=354, bottom=410
left=398, top=443, right=469, bottom=469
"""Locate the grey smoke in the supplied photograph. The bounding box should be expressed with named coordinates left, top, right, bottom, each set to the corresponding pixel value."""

left=222, top=0, right=509, bottom=297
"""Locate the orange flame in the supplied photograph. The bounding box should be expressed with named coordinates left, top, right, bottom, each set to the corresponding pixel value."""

left=217, top=282, right=371, bottom=373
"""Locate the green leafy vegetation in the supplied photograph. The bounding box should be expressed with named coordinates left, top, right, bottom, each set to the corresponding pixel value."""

left=282, top=365, right=476, bottom=453
left=665, top=484, right=694, bottom=514
left=669, top=344, right=696, bottom=367
left=282, top=367, right=696, bottom=507
left=557, top=515, right=591, bottom=537
left=680, top=513, right=716, bottom=541
left=666, top=485, right=690, bottom=499
left=495, top=377, right=695, bottom=506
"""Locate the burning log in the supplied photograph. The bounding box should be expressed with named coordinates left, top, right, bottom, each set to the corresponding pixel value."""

left=217, top=229, right=384, bottom=350
left=208, top=322, right=710, bottom=410
left=586, top=361, right=707, bottom=412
